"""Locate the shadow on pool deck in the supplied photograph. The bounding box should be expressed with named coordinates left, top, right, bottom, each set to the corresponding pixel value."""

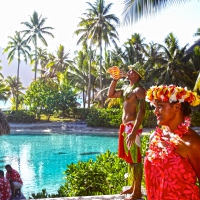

left=13, top=187, right=147, bottom=200
left=26, top=194, right=146, bottom=200
left=32, top=194, right=125, bottom=200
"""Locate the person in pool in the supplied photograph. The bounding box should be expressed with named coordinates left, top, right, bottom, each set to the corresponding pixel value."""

left=144, top=85, right=200, bottom=200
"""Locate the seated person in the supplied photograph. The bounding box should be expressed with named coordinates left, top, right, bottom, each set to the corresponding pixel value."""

left=5, top=164, right=23, bottom=197
left=0, top=170, right=12, bottom=200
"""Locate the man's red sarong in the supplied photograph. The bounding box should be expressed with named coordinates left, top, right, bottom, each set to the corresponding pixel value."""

left=118, top=122, right=142, bottom=164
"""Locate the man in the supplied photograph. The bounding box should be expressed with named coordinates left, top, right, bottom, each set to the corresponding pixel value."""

left=107, top=62, right=146, bottom=200
left=0, top=170, right=12, bottom=200
left=5, top=164, right=23, bottom=198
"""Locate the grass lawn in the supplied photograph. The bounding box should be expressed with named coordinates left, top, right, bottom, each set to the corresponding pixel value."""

left=39, top=114, right=78, bottom=123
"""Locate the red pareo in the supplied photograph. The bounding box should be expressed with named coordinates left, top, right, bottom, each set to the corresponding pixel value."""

left=118, top=122, right=142, bottom=164
left=0, top=177, right=12, bottom=200
left=144, top=126, right=200, bottom=200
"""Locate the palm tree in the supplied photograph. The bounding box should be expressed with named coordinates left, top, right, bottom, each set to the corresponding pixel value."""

left=30, top=47, right=48, bottom=77
left=0, top=82, right=10, bottom=103
left=45, top=45, right=72, bottom=80
left=3, top=31, right=31, bottom=110
left=75, top=0, right=119, bottom=107
left=124, top=33, right=147, bottom=63
left=21, top=11, right=54, bottom=80
left=194, top=28, right=200, bottom=37
left=5, top=76, right=25, bottom=99
left=121, top=0, right=194, bottom=25
left=69, top=50, right=89, bottom=108
left=190, top=41, right=200, bottom=93
left=145, top=33, right=196, bottom=89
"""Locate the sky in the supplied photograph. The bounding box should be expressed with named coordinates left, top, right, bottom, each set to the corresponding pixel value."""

left=0, top=0, right=200, bottom=56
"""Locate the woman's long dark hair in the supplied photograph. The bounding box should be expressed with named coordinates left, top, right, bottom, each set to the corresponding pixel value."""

left=181, top=102, right=191, bottom=116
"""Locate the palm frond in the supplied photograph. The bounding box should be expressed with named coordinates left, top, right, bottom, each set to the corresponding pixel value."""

left=121, top=0, right=190, bottom=25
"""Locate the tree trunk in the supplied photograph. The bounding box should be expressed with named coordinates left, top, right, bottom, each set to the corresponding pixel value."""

left=16, top=54, right=20, bottom=111
left=87, top=48, right=92, bottom=108
left=99, top=40, right=103, bottom=108
left=82, top=88, right=85, bottom=108
left=34, top=38, right=38, bottom=80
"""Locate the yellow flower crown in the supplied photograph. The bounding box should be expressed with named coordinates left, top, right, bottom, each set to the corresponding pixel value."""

left=146, top=85, right=200, bottom=106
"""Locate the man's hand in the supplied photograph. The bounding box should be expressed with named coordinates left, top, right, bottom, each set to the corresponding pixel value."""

left=125, top=133, right=136, bottom=150
left=107, top=66, right=127, bottom=80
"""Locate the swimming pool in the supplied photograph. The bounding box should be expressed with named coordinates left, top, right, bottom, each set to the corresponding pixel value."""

left=0, top=132, right=118, bottom=198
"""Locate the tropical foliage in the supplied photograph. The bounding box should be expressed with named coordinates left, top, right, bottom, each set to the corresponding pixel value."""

left=24, top=78, right=77, bottom=120
left=21, top=11, right=54, bottom=80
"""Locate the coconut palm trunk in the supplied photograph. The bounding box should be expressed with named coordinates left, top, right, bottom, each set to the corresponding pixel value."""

left=34, top=37, right=38, bottom=80
left=99, top=39, right=104, bottom=108
left=16, top=54, right=20, bottom=111
left=87, top=48, right=92, bottom=108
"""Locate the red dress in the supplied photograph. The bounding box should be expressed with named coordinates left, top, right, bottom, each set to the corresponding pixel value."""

left=0, top=177, right=12, bottom=200
left=144, top=127, right=200, bottom=200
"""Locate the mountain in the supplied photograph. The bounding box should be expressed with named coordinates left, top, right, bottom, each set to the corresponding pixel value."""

left=0, top=46, right=34, bottom=88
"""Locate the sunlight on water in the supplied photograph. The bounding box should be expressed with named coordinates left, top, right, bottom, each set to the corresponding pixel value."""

left=0, top=132, right=118, bottom=198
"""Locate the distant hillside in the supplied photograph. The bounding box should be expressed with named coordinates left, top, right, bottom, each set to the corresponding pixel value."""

left=0, top=46, right=34, bottom=88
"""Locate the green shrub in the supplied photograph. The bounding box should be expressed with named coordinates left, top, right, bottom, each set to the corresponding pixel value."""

left=85, top=108, right=157, bottom=128
left=58, top=151, right=127, bottom=197
left=85, top=107, right=200, bottom=128
left=6, top=110, right=35, bottom=123
left=86, top=108, right=122, bottom=127
left=191, top=111, right=200, bottom=126
left=71, top=108, right=91, bottom=119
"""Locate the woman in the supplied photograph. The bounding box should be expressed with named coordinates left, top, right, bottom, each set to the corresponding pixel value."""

left=145, top=85, right=200, bottom=200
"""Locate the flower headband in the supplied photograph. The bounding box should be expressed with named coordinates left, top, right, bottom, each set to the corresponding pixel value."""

left=145, top=85, right=200, bottom=106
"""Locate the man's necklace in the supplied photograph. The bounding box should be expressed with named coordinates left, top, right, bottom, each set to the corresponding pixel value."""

left=146, top=117, right=191, bottom=163
left=122, top=82, right=142, bottom=100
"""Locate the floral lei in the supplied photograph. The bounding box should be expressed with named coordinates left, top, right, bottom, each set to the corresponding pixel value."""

left=146, top=85, right=200, bottom=106
left=146, top=117, right=191, bottom=163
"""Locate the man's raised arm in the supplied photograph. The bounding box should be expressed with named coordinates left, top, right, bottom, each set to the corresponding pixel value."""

left=107, top=79, right=122, bottom=98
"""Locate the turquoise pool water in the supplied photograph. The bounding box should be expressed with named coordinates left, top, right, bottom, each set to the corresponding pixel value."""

left=0, top=132, right=118, bottom=198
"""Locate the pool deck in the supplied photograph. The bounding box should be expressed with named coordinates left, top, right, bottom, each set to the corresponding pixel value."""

left=29, top=194, right=126, bottom=200
left=9, top=121, right=200, bottom=135
left=13, top=194, right=126, bottom=200
left=27, top=185, right=146, bottom=199
left=9, top=121, right=153, bottom=135
left=18, top=194, right=146, bottom=200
